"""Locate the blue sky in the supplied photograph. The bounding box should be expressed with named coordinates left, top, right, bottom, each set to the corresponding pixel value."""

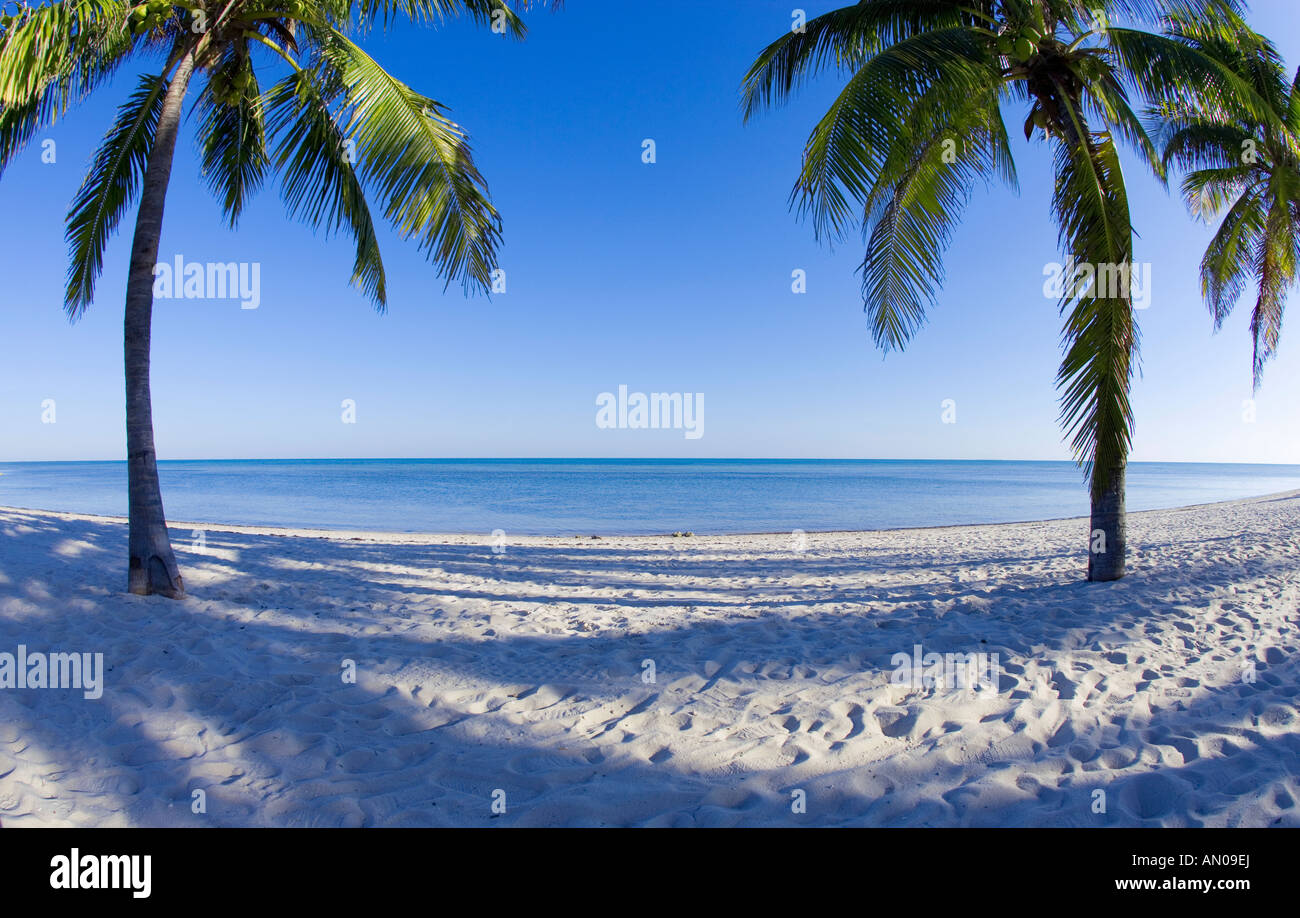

left=2, top=0, right=1298, bottom=462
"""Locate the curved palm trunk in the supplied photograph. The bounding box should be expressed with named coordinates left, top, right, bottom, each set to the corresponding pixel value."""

left=1088, top=462, right=1126, bottom=581
left=124, top=54, right=195, bottom=598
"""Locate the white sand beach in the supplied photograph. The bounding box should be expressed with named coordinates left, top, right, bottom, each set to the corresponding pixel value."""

left=1, top=493, right=1298, bottom=827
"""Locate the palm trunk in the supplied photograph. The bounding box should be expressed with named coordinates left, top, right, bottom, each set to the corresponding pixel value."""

left=1088, top=462, right=1126, bottom=581
left=124, top=53, right=195, bottom=598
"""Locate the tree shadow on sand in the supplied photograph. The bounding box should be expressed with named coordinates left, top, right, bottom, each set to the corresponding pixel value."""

left=0, top=506, right=1297, bottom=826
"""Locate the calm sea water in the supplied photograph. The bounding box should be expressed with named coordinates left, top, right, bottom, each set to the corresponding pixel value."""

left=1, top=459, right=1298, bottom=535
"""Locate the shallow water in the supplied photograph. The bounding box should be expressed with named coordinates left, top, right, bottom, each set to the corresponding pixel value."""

left=3, top=458, right=1298, bottom=535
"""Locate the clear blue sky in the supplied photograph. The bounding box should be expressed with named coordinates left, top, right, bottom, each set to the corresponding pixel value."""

left=2, top=0, right=1298, bottom=462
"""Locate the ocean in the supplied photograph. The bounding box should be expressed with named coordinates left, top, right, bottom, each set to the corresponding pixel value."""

left=2, top=458, right=1298, bottom=536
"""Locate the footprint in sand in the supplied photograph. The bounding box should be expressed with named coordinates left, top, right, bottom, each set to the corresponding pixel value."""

left=874, top=706, right=917, bottom=739
left=1117, top=772, right=1181, bottom=820
left=828, top=701, right=866, bottom=741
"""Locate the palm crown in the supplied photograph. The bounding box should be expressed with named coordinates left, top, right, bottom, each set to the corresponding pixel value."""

left=0, top=0, right=530, bottom=315
left=1156, top=5, right=1300, bottom=388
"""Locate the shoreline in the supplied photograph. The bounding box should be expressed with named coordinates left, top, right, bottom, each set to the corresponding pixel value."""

left=2, top=487, right=1298, bottom=544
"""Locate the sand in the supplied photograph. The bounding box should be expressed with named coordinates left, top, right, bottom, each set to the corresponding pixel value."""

left=0, top=491, right=1297, bottom=827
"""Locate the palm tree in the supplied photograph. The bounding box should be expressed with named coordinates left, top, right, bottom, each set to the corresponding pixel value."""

left=0, top=0, right=545, bottom=597
left=742, top=0, right=1269, bottom=581
left=1156, top=6, right=1300, bottom=388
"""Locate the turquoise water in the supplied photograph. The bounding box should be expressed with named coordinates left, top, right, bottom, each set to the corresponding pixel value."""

left=1, top=459, right=1298, bottom=535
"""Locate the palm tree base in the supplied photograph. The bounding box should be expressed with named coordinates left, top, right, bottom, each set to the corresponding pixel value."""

left=1086, top=562, right=1125, bottom=583
left=127, top=556, right=185, bottom=598
left=127, top=521, right=185, bottom=598
left=1086, top=464, right=1127, bottom=582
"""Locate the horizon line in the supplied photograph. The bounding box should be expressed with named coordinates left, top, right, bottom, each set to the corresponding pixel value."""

left=3, top=456, right=1298, bottom=466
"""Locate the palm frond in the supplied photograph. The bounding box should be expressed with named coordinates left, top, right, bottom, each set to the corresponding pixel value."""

left=860, top=88, right=1013, bottom=351
left=63, top=71, right=168, bottom=317
left=349, top=0, right=530, bottom=35
left=195, top=44, right=269, bottom=227
left=1179, top=164, right=1253, bottom=220
left=1248, top=188, right=1300, bottom=386
left=1092, top=0, right=1244, bottom=27
left=265, top=65, right=387, bottom=307
left=311, top=26, right=501, bottom=294
left=1107, top=26, right=1280, bottom=131
left=1082, top=64, right=1164, bottom=180
left=741, top=0, right=983, bottom=119
left=1158, top=119, right=1253, bottom=172
left=0, top=0, right=136, bottom=174
left=1051, top=101, right=1136, bottom=495
left=0, top=0, right=131, bottom=105
left=1287, top=65, right=1300, bottom=135
left=1154, top=5, right=1300, bottom=387
left=1199, top=187, right=1264, bottom=327
left=793, top=26, right=997, bottom=243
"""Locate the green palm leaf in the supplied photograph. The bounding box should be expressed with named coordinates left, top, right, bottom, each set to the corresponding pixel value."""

left=312, top=26, right=502, bottom=293
left=0, top=0, right=136, bottom=174
left=1200, top=188, right=1264, bottom=324
left=794, top=26, right=997, bottom=243
left=265, top=65, right=387, bottom=307
left=0, top=0, right=132, bottom=106
left=196, top=45, right=269, bottom=227
left=1051, top=124, right=1136, bottom=495
left=861, top=88, right=1015, bottom=350
left=351, top=0, right=526, bottom=34
left=63, top=71, right=168, bottom=317
left=1248, top=187, right=1300, bottom=381
left=1107, top=26, right=1279, bottom=130
left=1154, top=5, right=1300, bottom=387
left=741, top=0, right=982, bottom=119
